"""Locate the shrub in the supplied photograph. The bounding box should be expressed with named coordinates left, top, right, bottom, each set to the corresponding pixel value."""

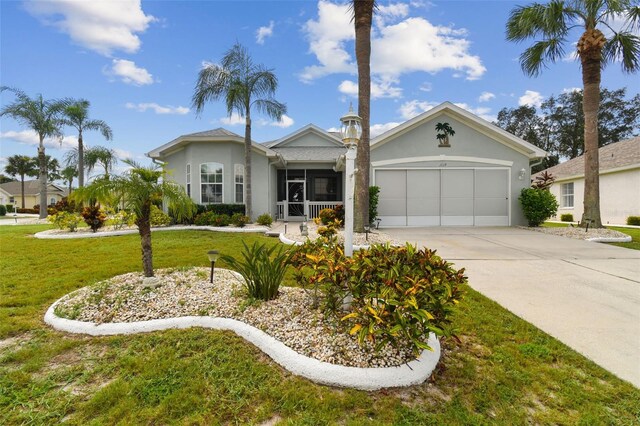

left=196, top=203, right=245, bottom=216
left=169, top=201, right=197, bottom=225
left=5, top=204, right=14, bottom=213
left=256, top=213, right=273, bottom=227
left=0, top=205, right=5, bottom=216
left=50, top=197, right=78, bottom=215
left=150, top=205, right=171, bottom=227
left=369, top=186, right=380, bottom=224
left=560, top=213, right=574, bottom=222
left=48, top=211, right=82, bottom=232
left=194, top=211, right=230, bottom=226
left=17, top=208, right=39, bottom=214
left=290, top=241, right=466, bottom=354
left=519, top=188, right=559, bottom=227
left=318, top=208, right=337, bottom=225
left=231, top=212, right=250, bottom=227
left=81, top=205, right=107, bottom=232
left=108, top=210, right=136, bottom=230
left=531, top=171, right=555, bottom=190
left=221, top=242, right=291, bottom=301
left=627, top=216, right=640, bottom=226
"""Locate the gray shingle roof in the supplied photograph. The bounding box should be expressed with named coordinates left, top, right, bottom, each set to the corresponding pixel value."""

left=271, top=146, right=346, bottom=162
left=0, top=180, right=66, bottom=196
left=182, top=128, right=243, bottom=138
left=538, top=137, right=639, bottom=179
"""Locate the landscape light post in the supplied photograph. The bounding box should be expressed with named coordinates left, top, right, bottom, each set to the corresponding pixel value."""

left=207, top=250, right=220, bottom=283
left=339, top=104, right=362, bottom=257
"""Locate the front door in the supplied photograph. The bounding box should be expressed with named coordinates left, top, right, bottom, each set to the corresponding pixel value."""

left=286, top=180, right=306, bottom=219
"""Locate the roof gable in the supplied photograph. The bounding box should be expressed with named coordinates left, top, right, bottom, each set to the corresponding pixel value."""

left=371, top=102, right=547, bottom=159
left=0, top=180, right=66, bottom=196
left=266, top=124, right=344, bottom=148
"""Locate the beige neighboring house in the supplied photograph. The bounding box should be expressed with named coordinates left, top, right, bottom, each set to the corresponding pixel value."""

left=0, top=180, right=67, bottom=209
left=537, top=137, right=640, bottom=225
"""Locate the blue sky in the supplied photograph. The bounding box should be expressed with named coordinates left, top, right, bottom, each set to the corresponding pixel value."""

left=1, top=0, right=637, bottom=179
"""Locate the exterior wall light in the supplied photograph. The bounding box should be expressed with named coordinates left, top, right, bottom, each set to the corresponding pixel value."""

left=339, top=103, right=362, bottom=257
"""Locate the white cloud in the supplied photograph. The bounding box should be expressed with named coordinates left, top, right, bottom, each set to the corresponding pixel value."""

left=299, top=1, right=355, bottom=82
left=370, top=122, right=401, bottom=137
left=24, top=0, right=155, bottom=56
left=478, top=91, right=495, bottom=102
left=270, top=114, right=295, bottom=128
left=452, top=103, right=496, bottom=122
left=113, top=148, right=134, bottom=160
left=337, top=79, right=402, bottom=99
left=256, top=21, right=275, bottom=44
left=419, top=82, right=432, bottom=92
left=562, top=87, right=581, bottom=94
left=0, top=130, right=78, bottom=150
left=106, top=59, right=154, bottom=85
left=125, top=102, right=189, bottom=115
left=518, top=90, right=544, bottom=108
left=375, top=3, right=410, bottom=26
left=399, top=100, right=438, bottom=120
left=220, top=113, right=245, bottom=126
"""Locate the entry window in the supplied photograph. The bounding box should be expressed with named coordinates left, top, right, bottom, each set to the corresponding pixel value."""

left=561, top=182, right=574, bottom=208
left=313, top=177, right=338, bottom=201
left=234, top=164, right=244, bottom=204
left=200, top=162, right=223, bottom=204
left=186, top=164, right=191, bottom=197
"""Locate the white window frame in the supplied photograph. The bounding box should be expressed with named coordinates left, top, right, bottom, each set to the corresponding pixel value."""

left=234, top=164, right=244, bottom=204
left=200, top=162, right=224, bottom=204
left=561, top=182, right=574, bottom=208
left=186, top=163, right=191, bottom=197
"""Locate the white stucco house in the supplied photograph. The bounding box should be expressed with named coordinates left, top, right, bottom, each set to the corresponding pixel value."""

left=0, top=180, right=67, bottom=209
left=538, top=136, right=639, bottom=225
left=147, top=102, right=547, bottom=227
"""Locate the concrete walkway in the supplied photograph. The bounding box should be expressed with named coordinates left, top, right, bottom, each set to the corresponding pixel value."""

left=383, top=227, right=640, bottom=388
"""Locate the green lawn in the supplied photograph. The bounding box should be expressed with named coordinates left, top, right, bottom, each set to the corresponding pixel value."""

left=1, top=225, right=639, bottom=424
left=544, top=221, right=640, bottom=250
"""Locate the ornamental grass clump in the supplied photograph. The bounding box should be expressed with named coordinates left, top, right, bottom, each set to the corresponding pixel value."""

left=289, top=240, right=467, bottom=354
left=221, top=242, right=291, bottom=301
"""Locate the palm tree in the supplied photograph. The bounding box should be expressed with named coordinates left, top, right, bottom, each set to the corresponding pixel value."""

left=45, top=156, right=61, bottom=182
left=435, top=122, right=456, bottom=146
left=60, top=166, right=77, bottom=194
left=85, top=146, right=118, bottom=180
left=352, top=0, right=375, bottom=232
left=506, top=0, right=640, bottom=228
left=4, top=155, right=37, bottom=208
left=61, top=99, right=113, bottom=188
left=0, top=87, right=65, bottom=218
left=192, top=42, right=286, bottom=219
left=72, top=160, right=196, bottom=277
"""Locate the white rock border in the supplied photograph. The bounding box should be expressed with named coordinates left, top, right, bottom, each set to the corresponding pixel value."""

left=44, top=294, right=440, bottom=391
left=586, top=236, right=632, bottom=243
left=279, top=233, right=371, bottom=251
left=34, top=225, right=269, bottom=239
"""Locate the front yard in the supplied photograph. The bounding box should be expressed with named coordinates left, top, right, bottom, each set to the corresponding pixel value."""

left=1, top=225, right=638, bottom=424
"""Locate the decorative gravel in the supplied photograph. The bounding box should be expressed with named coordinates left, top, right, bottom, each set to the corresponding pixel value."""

left=282, top=222, right=398, bottom=246
left=54, top=267, right=418, bottom=368
left=522, top=225, right=630, bottom=241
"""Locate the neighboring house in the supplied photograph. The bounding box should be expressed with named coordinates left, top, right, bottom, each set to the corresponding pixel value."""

left=147, top=102, right=547, bottom=226
left=0, top=180, right=67, bottom=209
left=537, top=137, right=640, bottom=225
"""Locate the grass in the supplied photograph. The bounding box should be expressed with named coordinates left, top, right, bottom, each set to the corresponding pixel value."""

left=543, top=221, right=640, bottom=250
left=1, top=225, right=639, bottom=424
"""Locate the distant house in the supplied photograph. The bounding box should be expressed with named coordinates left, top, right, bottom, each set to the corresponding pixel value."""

left=0, top=180, right=67, bottom=209
left=537, top=137, right=640, bottom=225
left=148, top=102, right=547, bottom=226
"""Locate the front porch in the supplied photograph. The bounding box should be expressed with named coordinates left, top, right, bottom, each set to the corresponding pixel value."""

left=276, top=201, right=343, bottom=221
left=275, top=169, right=343, bottom=220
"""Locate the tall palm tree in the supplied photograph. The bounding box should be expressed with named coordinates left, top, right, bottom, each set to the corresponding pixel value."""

left=352, top=0, right=375, bottom=232
left=0, top=87, right=65, bottom=218
left=72, top=160, right=196, bottom=277
left=192, top=42, right=286, bottom=219
left=60, top=166, right=77, bottom=194
left=85, top=146, right=118, bottom=180
left=506, top=0, right=640, bottom=228
left=4, top=155, right=37, bottom=208
left=61, top=99, right=113, bottom=188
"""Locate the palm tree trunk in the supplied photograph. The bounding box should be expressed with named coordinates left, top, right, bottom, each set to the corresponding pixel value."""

left=37, top=139, right=48, bottom=219
left=138, top=203, right=154, bottom=277
left=580, top=35, right=603, bottom=228
left=78, top=132, right=84, bottom=188
left=244, top=112, right=253, bottom=220
left=20, top=174, right=25, bottom=209
left=354, top=0, right=374, bottom=233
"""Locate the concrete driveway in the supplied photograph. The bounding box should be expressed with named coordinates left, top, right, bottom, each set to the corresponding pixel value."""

left=383, top=227, right=640, bottom=388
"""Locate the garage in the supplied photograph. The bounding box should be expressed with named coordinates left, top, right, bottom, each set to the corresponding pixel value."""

left=375, top=168, right=510, bottom=226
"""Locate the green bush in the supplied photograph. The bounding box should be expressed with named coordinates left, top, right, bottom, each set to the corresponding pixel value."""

left=369, top=186, right=380, bottom=224
left=5, top=204, right=14, bottom=213
left=0, top=205, right=5, bottom=216
left=150, top=205, right=171, bottom=227
left=196, top=203, right=245, bottom=216
left=81, top=205, right=107, bottom=233
left=231, top=213, right=250, bottom=227
left=49, top=197, right=78, bottom=215
left=289, top=240, right=466, bottom=354
left=318, top=208, right=338, bottom=225
left=107, top=210, right=136, bottom=230
left=256, top=213, right=273, bottom=227
left=519, top=188, right=559, bottom=227
left=627, top=216, right=640, bottom=226
left=221, top=242, right=291, bottom=301
left=194, top=212, right=231, bottom=227
left=560, top=213, right=574, bottom=222
left=48, top=211, right=82, bottom=232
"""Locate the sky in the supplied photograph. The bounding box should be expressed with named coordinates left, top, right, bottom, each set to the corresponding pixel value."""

left=1, top=0, right=638, bottom=181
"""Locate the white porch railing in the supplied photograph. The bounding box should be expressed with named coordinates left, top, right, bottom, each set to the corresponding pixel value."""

left=276, top=201, right=343, bottom=220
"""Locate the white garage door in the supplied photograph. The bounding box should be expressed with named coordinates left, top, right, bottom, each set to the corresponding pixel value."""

left=376, top=169, right=509, bottom=226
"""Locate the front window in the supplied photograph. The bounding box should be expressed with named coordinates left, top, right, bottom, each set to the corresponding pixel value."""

left=200, top=162, right=223, bottom=204
left=234, top=164, right=244, bottom=204
left=313, top=176, right=338, bottom=201
left=186, top=164, right=191, bottom=197
left=561, top=182, right=574, bottom=208
left=50, top=197, right=56, bottom=205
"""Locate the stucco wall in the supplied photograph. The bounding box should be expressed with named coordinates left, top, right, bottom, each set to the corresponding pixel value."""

left=551, top=168, right=640, bottom=225
left=371, top=113, right=533, bottom=225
